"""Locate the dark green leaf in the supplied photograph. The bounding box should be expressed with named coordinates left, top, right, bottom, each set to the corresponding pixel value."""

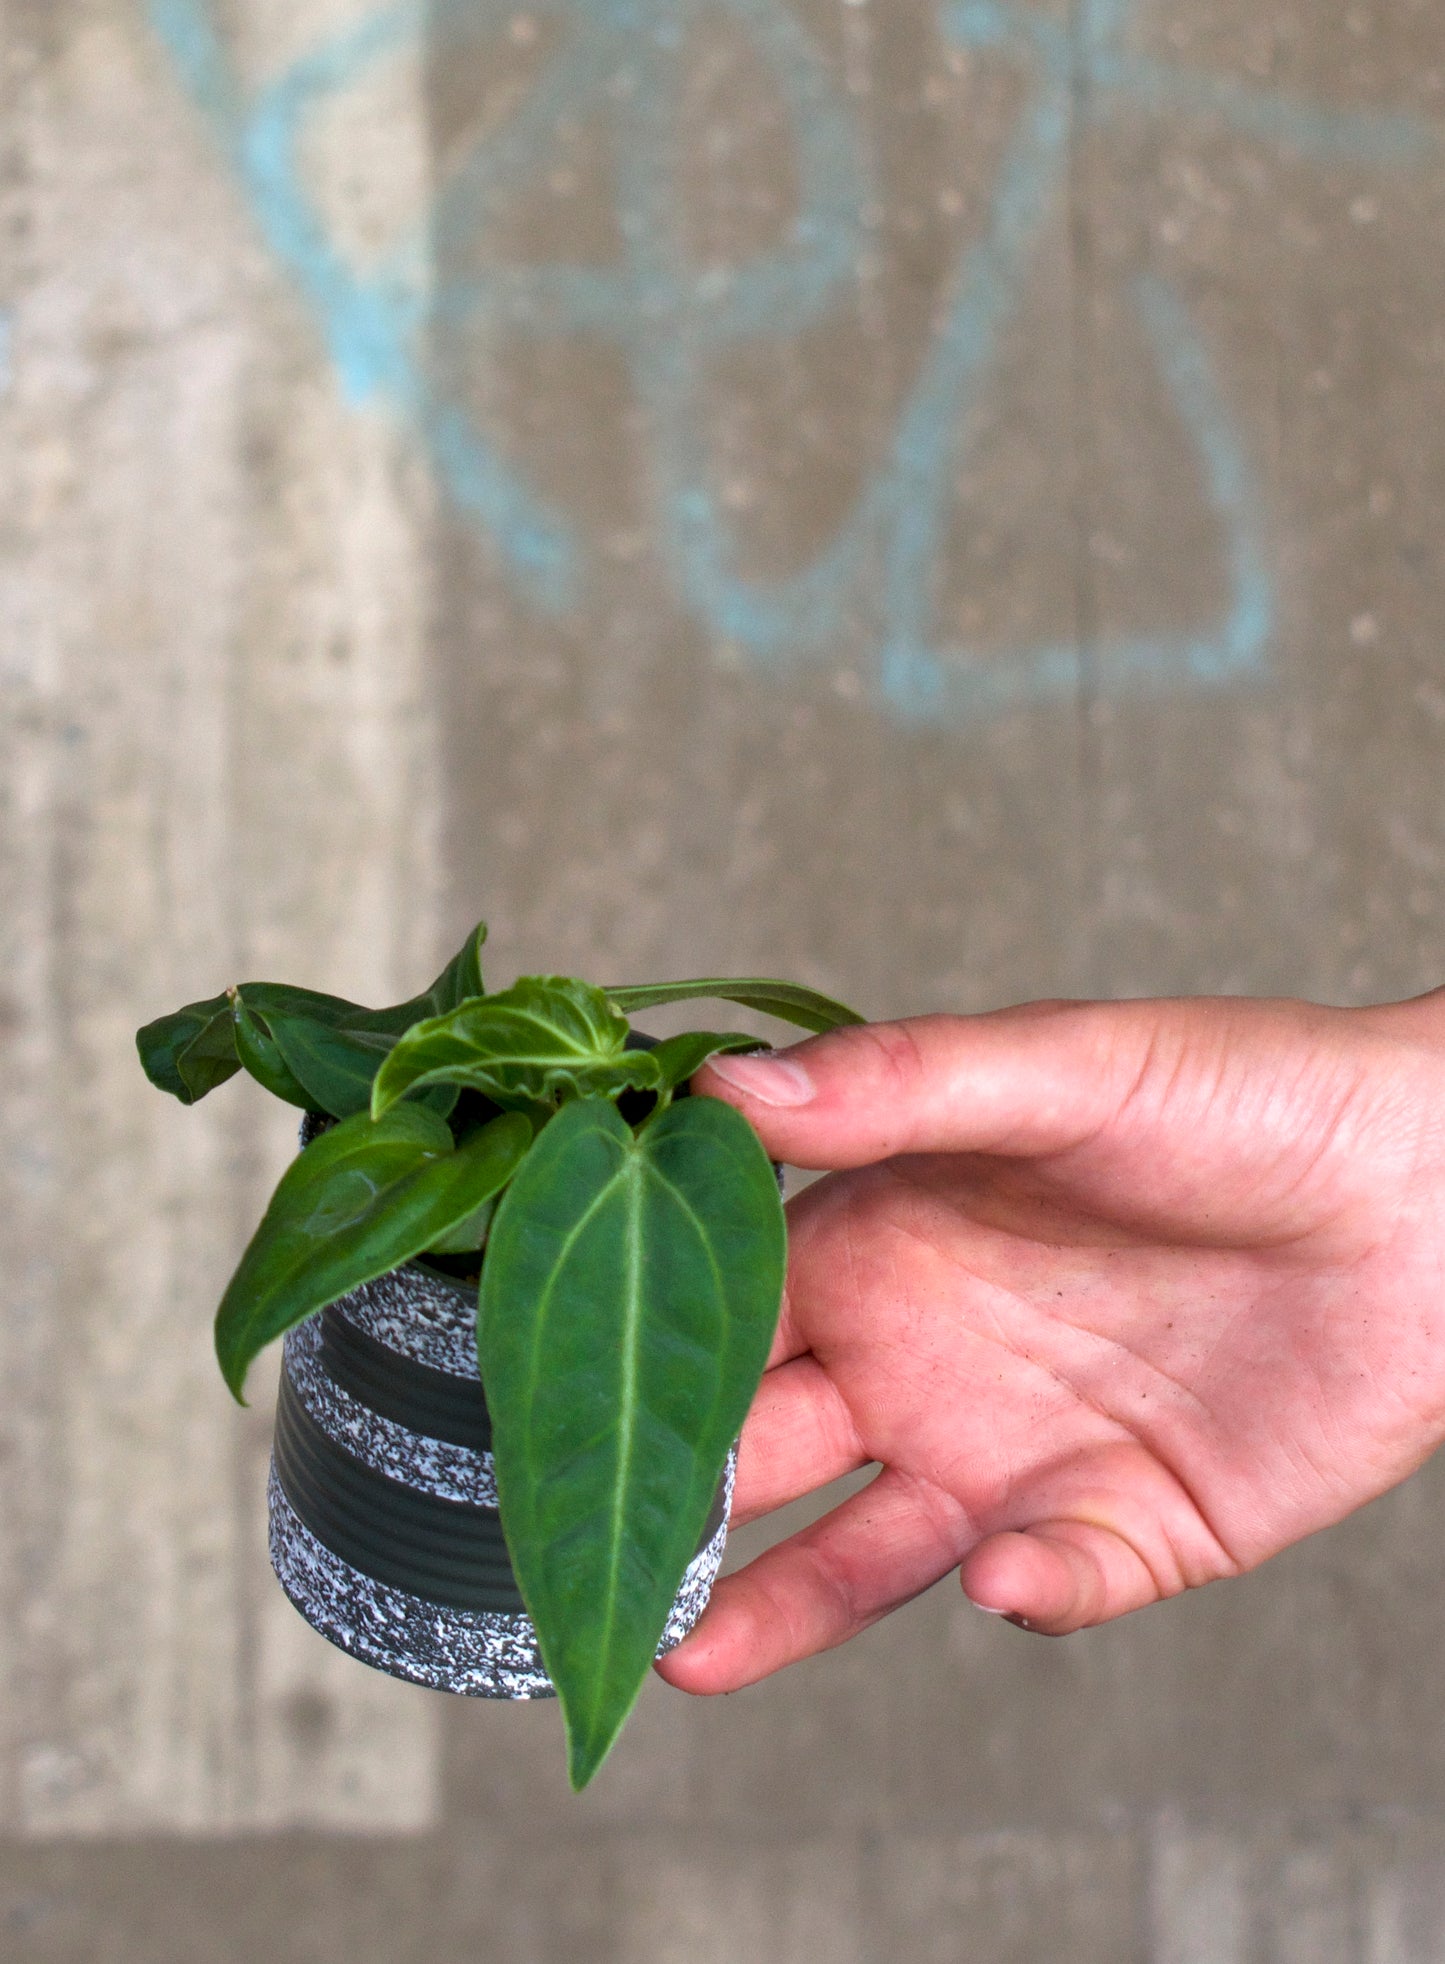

left=176, top=1006, right=246, bottom=1101
left=371, top=976, right=657, bottom=1118
left=265, top=1013, right=456, bottom=1122
left=644, top=1030, right=763, bottom=1093
left=136, top=926, right=490, bottom=1111
left=268, top=1014, right=397, bottom=1117
left=478, top=1095, right=786, bottom=1790
left=215, top=1107, right=530, bottom=1401
left=421, top=919, right=488, bottom=1014
left=233, top=981, right=375, bottom=1029
left=231, top=990, right=314, bottom=1110
left=603, top=978, right=864, bottom=1037
left=136, top=993, right=240, bottom=1104
left=138, top=982, right=377, bottom=1107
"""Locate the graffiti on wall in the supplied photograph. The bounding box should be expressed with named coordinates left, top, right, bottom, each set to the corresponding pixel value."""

left=150, top=0, right=1439, bottom=723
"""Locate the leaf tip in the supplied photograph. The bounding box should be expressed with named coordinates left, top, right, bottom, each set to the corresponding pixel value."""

left=564, top=1720, right=618, bottom=1794
left=214, top=1334, right=251, bottom=1407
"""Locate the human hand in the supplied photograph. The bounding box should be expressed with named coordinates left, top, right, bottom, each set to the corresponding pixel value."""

left=657, top=992, right=1445, bottom=1693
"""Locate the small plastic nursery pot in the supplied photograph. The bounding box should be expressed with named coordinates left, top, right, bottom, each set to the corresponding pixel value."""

left=267, top=1101, right=754, bottom=1700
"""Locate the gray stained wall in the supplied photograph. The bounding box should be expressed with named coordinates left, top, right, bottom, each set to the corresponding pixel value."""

left=3, top=0, right=1445, bottom=1956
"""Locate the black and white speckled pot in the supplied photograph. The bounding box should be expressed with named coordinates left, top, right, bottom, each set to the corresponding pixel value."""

left=267, top=1094, right=751, bottom=1699
left=267, top=1259, right=737, bottom=1699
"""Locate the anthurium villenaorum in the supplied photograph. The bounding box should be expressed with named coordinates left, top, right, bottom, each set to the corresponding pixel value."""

left=136, top=923, right=862, bottom=1788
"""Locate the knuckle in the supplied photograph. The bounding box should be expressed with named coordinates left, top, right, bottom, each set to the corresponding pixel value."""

left=798, top=1543, right=862, bottom=1645
left=851, top=1017, right=930, bottom=1097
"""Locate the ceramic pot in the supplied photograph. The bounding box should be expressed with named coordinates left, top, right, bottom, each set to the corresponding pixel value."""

left=267, top=1258, right=736, bottom=1697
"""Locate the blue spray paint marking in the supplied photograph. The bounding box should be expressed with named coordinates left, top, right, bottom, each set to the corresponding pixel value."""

left=152, top=0, right=579, bottom=603
left=148, top=0, right=1440, bottom=724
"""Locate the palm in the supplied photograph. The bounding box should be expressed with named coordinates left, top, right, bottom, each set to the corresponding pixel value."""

left=658, top=995, right=1445, bottom=1693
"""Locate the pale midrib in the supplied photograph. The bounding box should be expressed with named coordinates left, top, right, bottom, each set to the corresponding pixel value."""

left=439, top=999, right=617, bottom=1061
left=505, top=1112, right=765, bottom=1757
left=588, top=1152, right=745, bottom=1731
left=402, top=1009, right=631, bottom=1095
left=484, top=1003, right=606, bottom=1062
left=591, top=1156, right=644, bottom=1720
left=604, top=981, right=853, bottom=1031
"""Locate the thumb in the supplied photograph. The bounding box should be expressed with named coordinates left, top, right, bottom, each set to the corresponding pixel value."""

left=694, top=1005, right=1152, bottom=1170
left=960, top=1522, right=1165, bottom=1636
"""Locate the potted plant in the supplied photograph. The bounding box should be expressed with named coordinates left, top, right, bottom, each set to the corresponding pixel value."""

left=136, top=923, right=860, bottom=1788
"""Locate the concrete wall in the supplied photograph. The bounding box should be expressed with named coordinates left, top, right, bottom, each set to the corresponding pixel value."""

left=3, top=0, right=1445, bottom=1954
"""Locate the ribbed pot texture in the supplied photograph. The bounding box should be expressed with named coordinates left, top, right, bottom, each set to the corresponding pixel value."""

left=267, top=1257, right=737, bottom=1698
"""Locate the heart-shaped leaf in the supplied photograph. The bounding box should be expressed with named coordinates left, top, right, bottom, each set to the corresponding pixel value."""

left=215, top=1106, right=531, bottom=1401
left=478, top=1095, right=785, bottom=1790
left=604, top=977, right=863, bottom=1036
left=371, top=976, right=659, bottom=1118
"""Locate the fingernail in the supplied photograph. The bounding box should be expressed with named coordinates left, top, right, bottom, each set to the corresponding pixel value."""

left=706, top=1051, right=815, bottom=1107
left=967, top=1598, right=1010, bottom=1617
